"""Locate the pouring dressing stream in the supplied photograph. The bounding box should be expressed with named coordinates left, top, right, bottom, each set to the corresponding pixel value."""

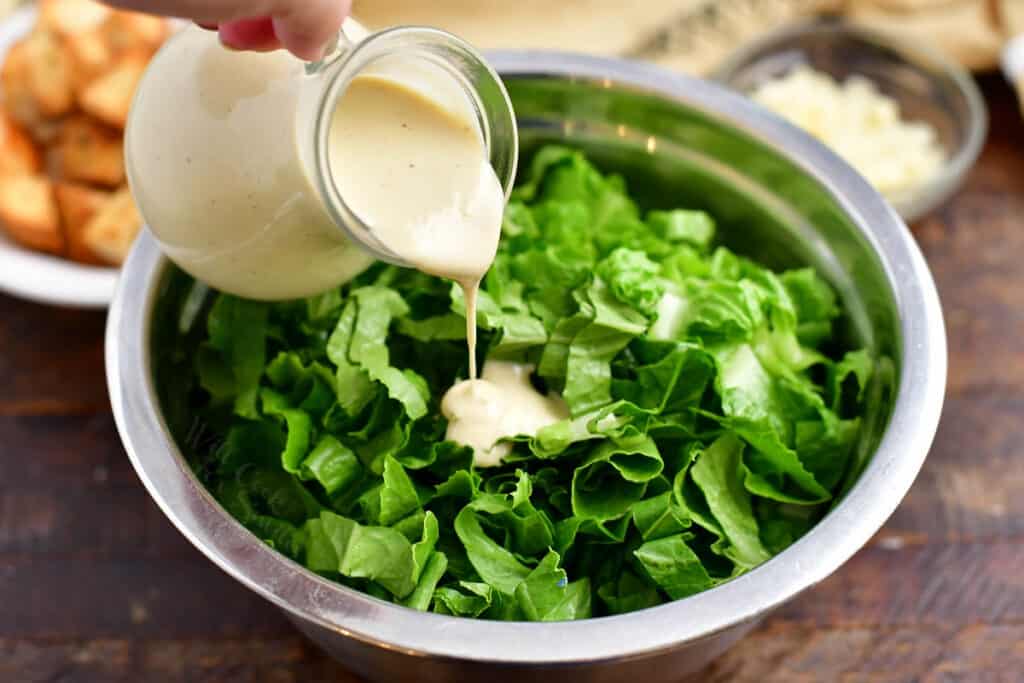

left=326, top=74, right=502, bottom=380
left=126, top=20, right=563, bottom=465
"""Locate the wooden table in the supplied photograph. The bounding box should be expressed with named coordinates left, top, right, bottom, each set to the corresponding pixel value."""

left=1, top=74, right=1021, bottom=682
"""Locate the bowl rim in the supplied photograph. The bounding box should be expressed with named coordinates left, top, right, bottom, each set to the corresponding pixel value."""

left=106, top=50, right=947, bottom=665
left=709, top=16, right=988, bottom=224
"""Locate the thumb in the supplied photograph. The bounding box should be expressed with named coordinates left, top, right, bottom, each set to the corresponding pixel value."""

left=271, top=0, right=352, bottom=61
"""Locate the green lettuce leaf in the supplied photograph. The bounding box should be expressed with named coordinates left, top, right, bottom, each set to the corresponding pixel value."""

left=261, top=389, right=313, bottom=474
left=690, top=435, right=771, bottom=569
left=515, top=551, right=592, bottom=621
left=454, top=506, right=532, bottom=595
left=300, top=435, right=362, bottom=495
left=595, top=248, right=665, bottom=316
left=327, top=288, right=429, bottom=419
left=377, top=456, right=422, bottom=526
left=402, top=551, right=448, bottom=611
left=434, top=581, right=496, bottom=618
left=632, top=491, right=691, bottom=541
left=634, top=534, right=716, bottom=600
left=572, top=436, right=663, bottom=520
left=306, top=510, right=434, bottom=599
left=177, top=144, right=878, bottom=623
left=205, top=295, right=268, bottom=418
left=647, top=209, right=716, bottom=250
left=540, top=278, right=650, bottom=416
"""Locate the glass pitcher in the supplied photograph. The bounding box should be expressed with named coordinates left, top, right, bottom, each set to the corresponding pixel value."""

left=124, top=19, right=518, bottom=301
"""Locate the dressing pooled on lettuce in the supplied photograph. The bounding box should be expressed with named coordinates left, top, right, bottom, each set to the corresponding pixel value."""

left=179, top=146, right=874, bottom=621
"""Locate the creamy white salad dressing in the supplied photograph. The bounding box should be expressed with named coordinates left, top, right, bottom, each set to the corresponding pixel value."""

left=326, top=75, right=505, bottom=382
left=128, top=23, right=550, bottom=467
left=442, top=361, right=570, bottom=467
left=323, top=48, right=557, bottom=466
left=327, top=76, right=564, bottom=464
left=127, top=26, right=378, bottom=300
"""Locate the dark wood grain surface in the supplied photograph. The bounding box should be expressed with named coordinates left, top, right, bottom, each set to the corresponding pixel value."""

left=1, top=74, right=1021, bottom=683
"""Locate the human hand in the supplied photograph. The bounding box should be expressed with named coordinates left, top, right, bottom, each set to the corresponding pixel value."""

left=101, top=0, right=352, bottom=61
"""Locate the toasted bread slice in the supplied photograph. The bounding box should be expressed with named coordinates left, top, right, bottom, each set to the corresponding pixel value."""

left=22, top=30, right=76, bottom=118
left=0, top=174, right=63, bottom=254
left=39, top=0, right=110, bottom=38
left=28, top=119, right=66, bottom=147
left=0, top=38, right=41, bottom=129
left=55, top=115, right=125, bottom=186
left=55, top=181, right=111, bottom=264
left=0, top=111, right=43, bottom=176
left=101, top=11, right=168, bottom=58
left=66, top=27, right=115, bottom=94
left=82, top=186, right=140, bottom=265
left=78, top=55, right=147, bottom=129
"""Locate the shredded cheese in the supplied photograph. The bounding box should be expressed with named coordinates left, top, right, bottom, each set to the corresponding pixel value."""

left=751, top=66, right=946, bottom=198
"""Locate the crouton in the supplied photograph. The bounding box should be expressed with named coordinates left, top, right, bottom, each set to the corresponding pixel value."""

left=55, top=115, right=125, bottom=186
left=0, top=1, right=164, bottom=268
left=78, top=55, right=147, bottom=129
left=101, top=11, right=168, bottom=58
left=22, top=30, right=76, bottom=118
left=39, top=0, right=110, bottom=38
left=0, top=111, right=43, bottom=176
left=0, top=174, right=63, bottom=254
left=82, top=186, right=141, bottom=265
left=1, top=39, right=40, bottom=129
left=66, top=28, right=115, bottom=94
left=54, top=181, right=110, bottom=264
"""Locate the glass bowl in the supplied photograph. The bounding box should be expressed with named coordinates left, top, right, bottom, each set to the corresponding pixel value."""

left=711, top=18, right=988, bottom=224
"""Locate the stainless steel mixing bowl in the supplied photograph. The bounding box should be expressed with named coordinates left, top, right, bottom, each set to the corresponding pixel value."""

left=106, top=52, right=946, bottom=682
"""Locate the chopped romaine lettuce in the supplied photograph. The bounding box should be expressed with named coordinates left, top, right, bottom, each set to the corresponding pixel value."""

left=176, top=145, right=876, bottom=621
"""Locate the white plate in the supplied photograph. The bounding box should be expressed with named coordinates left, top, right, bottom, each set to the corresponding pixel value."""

left=0, top=6, right=119, bottom=309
